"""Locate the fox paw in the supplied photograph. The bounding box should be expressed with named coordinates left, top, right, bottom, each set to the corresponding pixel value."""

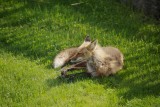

left=60, top=68, right=68, bottom=77
left=60, top=70, right=65, bottom=77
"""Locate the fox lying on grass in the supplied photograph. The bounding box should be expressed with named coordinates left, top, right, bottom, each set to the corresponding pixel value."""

left=53, top=36, right=124, bottom=77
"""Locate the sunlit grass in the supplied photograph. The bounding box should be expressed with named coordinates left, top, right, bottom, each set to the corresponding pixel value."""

left=0, top=0, right=160, bottom=106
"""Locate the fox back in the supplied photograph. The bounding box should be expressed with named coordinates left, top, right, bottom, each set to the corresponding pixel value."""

left=71, top=40, right=124, bottom=77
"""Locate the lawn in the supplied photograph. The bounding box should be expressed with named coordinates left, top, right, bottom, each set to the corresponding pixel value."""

left=0, top=0, right=160, bottom=106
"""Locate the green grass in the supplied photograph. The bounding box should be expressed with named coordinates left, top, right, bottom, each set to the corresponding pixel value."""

left=0, top=0, right=160, bottom=106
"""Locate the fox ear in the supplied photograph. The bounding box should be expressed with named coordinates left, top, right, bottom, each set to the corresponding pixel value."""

left=87, top=40, right=97, bottom=50
left=84, top=35, right=91, bottom=42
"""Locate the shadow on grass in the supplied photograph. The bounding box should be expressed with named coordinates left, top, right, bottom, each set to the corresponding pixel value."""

left=46, top=64, right=160, bottom=102
left=46, top=44, right=160, bottom=101
left=46, top=72, right=91, bottom=86
left=1, top=0, right=160, bottom=103
left=0, top=0, right=159, bottom=63
left=0, top=4, right=27, bottom=18
left=46, top=71, right=121, bottom=89
left=1, top=15, right=35, bottom=27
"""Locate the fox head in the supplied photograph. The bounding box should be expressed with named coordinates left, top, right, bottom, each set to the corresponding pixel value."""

left=70, top=40, right=98, bottom=63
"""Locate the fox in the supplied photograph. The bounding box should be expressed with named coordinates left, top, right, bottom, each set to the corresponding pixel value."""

left=69, top=39, right=124, bottom=77
left=54, top=36, right=124, bottom=77
left=53, top=36, right=91, bottom=68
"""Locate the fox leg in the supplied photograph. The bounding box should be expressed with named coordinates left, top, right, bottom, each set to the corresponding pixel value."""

left=61, top=61, right=86, bottom=77
left=90, top=72, right=100, bottom=77
left=86, top=63, right=99, bottom=77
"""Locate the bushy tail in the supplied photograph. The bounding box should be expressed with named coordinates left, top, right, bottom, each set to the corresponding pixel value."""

left=53, top=48, right=77, bottom=68
left=53, top=55, right=67, bottom=68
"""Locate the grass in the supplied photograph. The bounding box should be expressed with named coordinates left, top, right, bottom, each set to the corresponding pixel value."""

left=0, top=0, right=160, bottom=106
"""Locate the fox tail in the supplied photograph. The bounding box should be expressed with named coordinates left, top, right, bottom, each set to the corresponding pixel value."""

left=53, top=55, right=67, bottom=68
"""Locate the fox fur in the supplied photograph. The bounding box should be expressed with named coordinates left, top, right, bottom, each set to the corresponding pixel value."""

left=53, top=36, right=91, bottom=68
left=71, top=40, right=124, bottom=77
left=53, top=47, right=78, bottom=68
left=53, top=36, right=124, bottom=77
left=89, top=45, right=123, bottom=77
